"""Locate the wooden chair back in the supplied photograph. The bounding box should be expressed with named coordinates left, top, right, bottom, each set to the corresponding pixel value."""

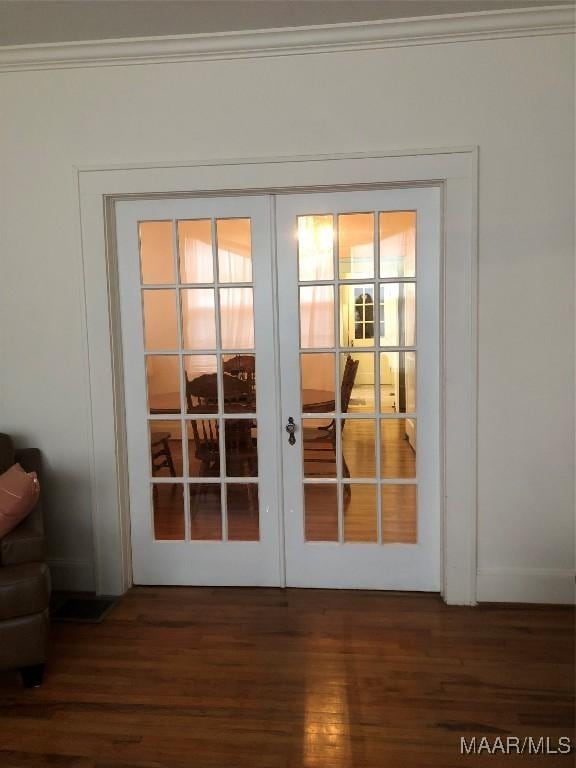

left=189, top=419, right=220, bottom=477
left=186, top=371, right=253, bottom=413
left=341, top=355, right=359, bottom=413
left=185, top=372, right=218, bottom=413
left=223, top=355, right=256, bottom=391
left=340, top=355, right=360, bottom=429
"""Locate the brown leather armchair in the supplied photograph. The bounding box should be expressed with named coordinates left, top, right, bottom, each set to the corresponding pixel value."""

left=0, top=434, right=50, bottom=687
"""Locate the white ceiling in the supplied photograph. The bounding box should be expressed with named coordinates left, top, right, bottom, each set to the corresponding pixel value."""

left=0, top=0, right=570, bottom=46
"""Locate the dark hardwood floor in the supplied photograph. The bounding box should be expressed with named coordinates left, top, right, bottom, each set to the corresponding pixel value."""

left=0, top=588, right=573, bottom=768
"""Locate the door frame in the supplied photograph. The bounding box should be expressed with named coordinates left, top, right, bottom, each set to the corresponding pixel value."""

left=77, top=147, right=478, bottom=604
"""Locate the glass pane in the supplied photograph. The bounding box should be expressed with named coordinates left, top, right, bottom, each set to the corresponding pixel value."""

left=181, top=288, right=216, bottom=350
left=225, top=419, right=258, bottom=477
left=190, top=484, right=222, bottom=540
left=380, top=211, right=416, bottom=278
left=180, top=288, right=216, bottom=349
left=380, top=352, right=416, bottom=414
left=146, top=355, right=180, bottom=414
left=152, top=483, right=184, bottom=540
left=217, top=219, right=252, bottom=283
left=220, top=287, right=254, bottom=349
left=298, top=215, right=334, bottom=281
left=339, top=352, right=374, bottom=414
left=150, top=421, right=182, bottom=477
left=303, top=418, right=336, bottom=478
left=222, top=355, right=256, bottom=413
left=339, top=284, right=375, bottom=347
left=380, top=283, right=416, bottom=347
left=341, top=419, right=376, bottom=478
left=183, top=355, right=218, bottom=413
left=139, top=221, right=174, bottom=284
left=178, top=220, right=213, bottom=284
left=344, top=484, right=377, bottom=542
left=338, top=213, right=374, bottom=279
left=380, top=419, right=416, bottom=479
left=304, top=484, right=338, bottom=542
left=142, top=290, right=178, bottom=350
left=187, top=420, right=219, bottom=478
left=301, top=353, right=335, bottom=413
left=382, top=484, right=417, bottom=543
left=300, top=285, right=334, bottom=348
left=227, top=484, right=259, bottom=541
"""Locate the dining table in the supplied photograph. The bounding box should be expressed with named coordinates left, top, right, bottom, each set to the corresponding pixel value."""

left=301, top=389, right=336, bottom=413
left=187, top=373, right=253, bottom=411
left=150, top=383, right=336, bottom=414
left=149, top=373, right=254, bottom=414
left=148, top=392, right=181, bottom=415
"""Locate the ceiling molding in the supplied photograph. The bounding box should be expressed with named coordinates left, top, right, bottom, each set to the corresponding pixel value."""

left=0, top=5, right=573, bottom=73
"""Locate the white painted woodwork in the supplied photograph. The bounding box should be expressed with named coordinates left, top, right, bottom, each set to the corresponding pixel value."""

left=277, top=188, right=440, bottom=590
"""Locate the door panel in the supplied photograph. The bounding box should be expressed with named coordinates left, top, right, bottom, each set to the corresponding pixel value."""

left=276, top=189, right=440, bottom=590
left=116, top=196, right=282, bottom=586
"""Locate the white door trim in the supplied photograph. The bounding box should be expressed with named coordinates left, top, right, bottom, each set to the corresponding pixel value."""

left=77, top=147, right=478, bottom=604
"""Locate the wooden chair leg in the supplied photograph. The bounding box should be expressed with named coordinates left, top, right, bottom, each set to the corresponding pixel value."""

left=162, top=438, right=177, bottom=477
left=340, top=439, right=352, bottom=504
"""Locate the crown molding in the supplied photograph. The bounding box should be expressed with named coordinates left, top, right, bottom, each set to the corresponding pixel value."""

left=0, top=5, right=573, bottom=73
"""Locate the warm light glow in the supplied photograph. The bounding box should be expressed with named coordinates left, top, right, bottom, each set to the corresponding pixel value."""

left=304, top=674, right=351, bottom=766
left=297, top=218, right=334, bottom=252
left=297, top=215, right=334, bottom=281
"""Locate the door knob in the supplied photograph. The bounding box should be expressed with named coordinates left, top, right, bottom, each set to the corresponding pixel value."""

left=285, top=417, right=296, bottom=446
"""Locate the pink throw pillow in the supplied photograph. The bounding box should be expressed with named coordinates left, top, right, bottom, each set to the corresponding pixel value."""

left=0, top=463, right=40, bottom=538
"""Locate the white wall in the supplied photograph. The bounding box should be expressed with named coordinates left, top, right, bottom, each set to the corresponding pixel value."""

left=0, top=31, right=573, bottom=600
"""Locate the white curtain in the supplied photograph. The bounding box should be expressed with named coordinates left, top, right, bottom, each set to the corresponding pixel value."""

left=297, top=217, right=337, bottom=392
left=180, top=233, right=253, bottom=350
left=298, top=216, right=335, bottom=350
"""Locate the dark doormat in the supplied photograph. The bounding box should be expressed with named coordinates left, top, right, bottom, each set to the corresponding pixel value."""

left=51, top=597, right=117, bottom=623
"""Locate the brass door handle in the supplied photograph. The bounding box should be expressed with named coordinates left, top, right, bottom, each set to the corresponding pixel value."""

left=285, top=417, right=296, bottom=446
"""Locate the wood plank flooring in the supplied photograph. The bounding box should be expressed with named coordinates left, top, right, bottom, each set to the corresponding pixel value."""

left=0, top=589, right=573, bottom=768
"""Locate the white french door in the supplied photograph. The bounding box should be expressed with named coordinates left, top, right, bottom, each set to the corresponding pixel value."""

left=116, top=187, right=440, bottom=590
left=116, top=196, right=283, bottom=585
left=277, top=189, right=441, bottom=590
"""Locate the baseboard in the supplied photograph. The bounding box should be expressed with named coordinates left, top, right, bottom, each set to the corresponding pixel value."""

left=45, top=559, right=576, bottom=602
left=48, top=559, right=95, bottom=592
left=477, top=567, right=575, bottom=605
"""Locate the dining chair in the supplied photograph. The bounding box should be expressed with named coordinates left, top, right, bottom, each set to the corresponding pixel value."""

left=150, top=432, right=177, bottom=477
left=150, top=431, right=177, bottom=506
left=302, top=355, right=359, bottom=498
left=222, top=355, right=256, bottom=392
left=185, top=372, right=218, bottom=413
left=185, top=371, right=253, bottom=413
left=224, top=419, right=258, bottom=479
left=189, top=419, right=220, bottom=477
left=189, top=418, right=258, bottom=515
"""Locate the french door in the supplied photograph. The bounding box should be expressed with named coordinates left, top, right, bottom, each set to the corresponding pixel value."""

left=117, top=196, right=282, bottom=585
left=277, top=189, right=440, bottom=590
left=116, top=187, right=440, bottom=589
